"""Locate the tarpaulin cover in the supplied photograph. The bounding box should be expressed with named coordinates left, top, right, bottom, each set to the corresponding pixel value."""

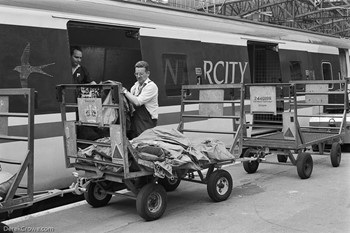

left=132, top=128, right=235, bottom=178
left=0, top=171, right=16, bottom=199
left=76, top=128, right=235, bottom=178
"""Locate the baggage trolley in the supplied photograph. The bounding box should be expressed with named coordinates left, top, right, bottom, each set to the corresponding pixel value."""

left=241, top=80, right=348, bottom=179
left=177, top=83, right=247, bottom=198
left=56, top=82, right=242, bottom=221
left=0, top=88, right=35, bottom=214
left=0, top=88, right=74, bottom=220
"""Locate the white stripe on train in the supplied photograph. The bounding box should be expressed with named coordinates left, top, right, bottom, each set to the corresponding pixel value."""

left=8, top=96, right=307, bottom=127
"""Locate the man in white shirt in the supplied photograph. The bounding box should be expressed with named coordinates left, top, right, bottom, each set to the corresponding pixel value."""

left=123, top=61, right=159, bottom=139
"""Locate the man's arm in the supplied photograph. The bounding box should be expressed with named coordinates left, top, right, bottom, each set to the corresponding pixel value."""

left=123, top=90, right=140, bottom=106
left=123, top=83, right=157, bottom=106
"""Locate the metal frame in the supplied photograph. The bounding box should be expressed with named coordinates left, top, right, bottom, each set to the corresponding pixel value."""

left=57, top=82, right=239, bottom=190
left=178, top=83, right=245, bottom=156
left=0, top=88, right=34, bottom=212
left=56, top=83, right=152, bottom=182
left=242, top=79, right=348, bottom=167
left=0, top=89, right=76, bottom=216
left=56, top=83, right=239, bottom=221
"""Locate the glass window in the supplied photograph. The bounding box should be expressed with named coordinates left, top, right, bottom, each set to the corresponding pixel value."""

left=289, top=61, right=302, bottom=81
left=322, top=62, right=333, bottom=81
left=322, top=62, right=333, bottom=89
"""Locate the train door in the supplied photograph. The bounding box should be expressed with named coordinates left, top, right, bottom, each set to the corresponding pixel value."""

left=323, top=48, right=349, bottom=113
left=67, top=22, right=142, bottom=88
left=248, top=41, right=282, bottom=83
left=247, top=41, right=283, bottom=126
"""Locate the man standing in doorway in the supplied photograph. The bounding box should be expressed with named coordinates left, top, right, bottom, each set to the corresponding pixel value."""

left=70, top=46, right=99, bottom=147
left=70, top=46, right=91, bottom=84
left=123, top=61, right=158, bottom=139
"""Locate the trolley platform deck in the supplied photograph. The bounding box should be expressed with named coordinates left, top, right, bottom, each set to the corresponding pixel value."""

left=243, top=131, right=341, bottom=150
left=241, top=80, right=348, bottom=179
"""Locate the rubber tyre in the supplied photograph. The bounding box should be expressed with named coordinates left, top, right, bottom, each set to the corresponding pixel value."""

left=207, top=170, right=233, bottom=202
left=159, top=170, right=181, bottom=192
left=84, top=182, right=112, bottom=207
left=277, top=154, right=288, bottom=163
left=242, top=149, right=259, bottom=174
left=330, top=142, right=341, bottom=167
left=296, top=152, right=313, bottom=179
left=136, top=183, right=167, bottom=221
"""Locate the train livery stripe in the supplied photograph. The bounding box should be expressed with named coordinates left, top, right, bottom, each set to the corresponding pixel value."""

left=140, top=27, right=247, bottom=46
left=5, top=112, right=181, bottom=139
left=0, top=6, right=67, bottom=29
left=140, top=27, right=340, bottom=55
left=3, top=111, right=183, bottom=140
left=4, top=97, right=299, bottom=140
left=3, top=103, right=240, bottom=140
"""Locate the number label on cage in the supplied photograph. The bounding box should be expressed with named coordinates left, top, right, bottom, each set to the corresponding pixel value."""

left=250, top=86, right=276, bottom=114
left=78, top=98, right=103, bottom=123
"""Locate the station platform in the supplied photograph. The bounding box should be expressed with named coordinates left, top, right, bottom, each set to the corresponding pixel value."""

left=3, top=152, right=350, bottom=233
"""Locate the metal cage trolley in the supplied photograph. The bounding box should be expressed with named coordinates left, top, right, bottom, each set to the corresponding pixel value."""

left=0, top=88, right=74, bottom=219
left=241, top=80, right=348, bottom=179
left=177, top=83, right=246, bottom=201
left=57, top=82, right=246, bottom=221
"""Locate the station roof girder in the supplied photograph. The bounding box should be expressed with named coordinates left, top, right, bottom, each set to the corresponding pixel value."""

left=204, top=0, right=350, bottom=38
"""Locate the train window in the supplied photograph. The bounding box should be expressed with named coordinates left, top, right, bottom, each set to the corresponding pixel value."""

left=162, top=54, right=189, bottom=97
left=290, top=61, right=302, bottom=80
left=322, top=62, right=333, bottom=89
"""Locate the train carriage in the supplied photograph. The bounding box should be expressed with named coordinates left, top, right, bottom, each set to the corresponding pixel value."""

left=0, top=0, right=349, bottom=194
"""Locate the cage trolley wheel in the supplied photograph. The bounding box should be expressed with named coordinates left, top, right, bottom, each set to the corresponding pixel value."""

left=136, top=183, right=167, bottom=221
left=330, top=142, right=341, bottom=167
left=207, top=170, right=233, bottom=202
left=158, top=170, right=181, bottom=192
left=296, top=152, right=313, bottom=179
left=84, top=181, right=112, bottom=207
left=242, top=149, right=259, bottom=174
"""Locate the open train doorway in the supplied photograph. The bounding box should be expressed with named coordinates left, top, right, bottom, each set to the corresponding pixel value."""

left=67, top=22, right=142, bottom=88
left=247, top=41, right=283, bottom=128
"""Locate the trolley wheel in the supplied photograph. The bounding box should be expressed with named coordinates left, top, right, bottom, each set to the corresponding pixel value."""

left=136, top=183, right=167, bottom=221
left=84, top=181, right=112, bottom=207
left=330, top=142, right=341, bottom=167
left=207, top=170, right=233, bottom=202
left=277, top=154, right=288, bottom=163
left=296, top=152, right=313, bottom=179
left=158, top=170, right=181, bottom=192
left=242, top=149, right=259, bottom=174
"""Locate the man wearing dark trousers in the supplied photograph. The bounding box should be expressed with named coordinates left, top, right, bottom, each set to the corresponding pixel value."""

left=123, top=61, right=159, bottom=139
